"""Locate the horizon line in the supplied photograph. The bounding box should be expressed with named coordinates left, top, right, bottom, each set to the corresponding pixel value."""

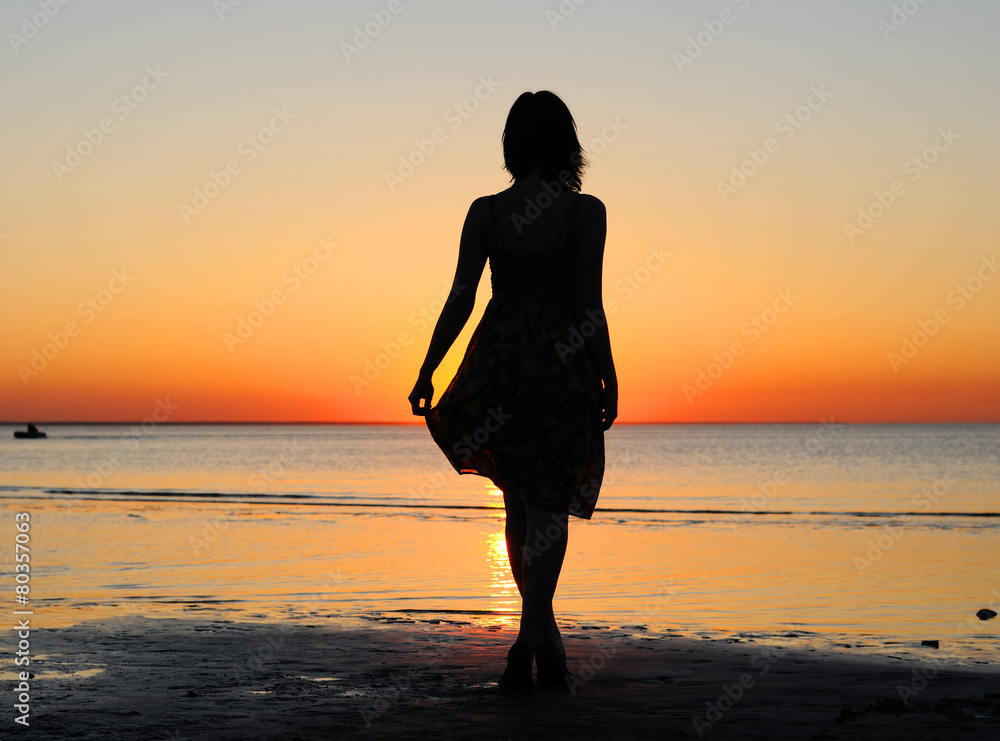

left=2, top=420, right=998, bottom=426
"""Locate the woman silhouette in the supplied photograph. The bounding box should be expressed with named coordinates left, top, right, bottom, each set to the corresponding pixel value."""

left=408, top=90, right=617, bottom=692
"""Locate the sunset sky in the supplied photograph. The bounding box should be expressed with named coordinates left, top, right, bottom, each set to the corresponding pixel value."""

left=2, top=0, right=998, bottom=423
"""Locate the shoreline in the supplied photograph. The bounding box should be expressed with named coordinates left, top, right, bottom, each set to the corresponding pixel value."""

left=5, top=614, right=998, bottom=739
left=18, top=601, right=999, bottom=670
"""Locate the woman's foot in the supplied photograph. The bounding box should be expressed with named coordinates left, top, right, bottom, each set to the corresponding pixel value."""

left=498, top=640, right=535, bottom=692
left=535, top=639, right=572, bottom=688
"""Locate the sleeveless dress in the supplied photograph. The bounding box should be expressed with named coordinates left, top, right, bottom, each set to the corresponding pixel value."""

left=424, top=192, right=606, bottom=519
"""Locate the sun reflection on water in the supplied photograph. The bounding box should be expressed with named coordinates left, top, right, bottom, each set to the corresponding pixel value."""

left=485, top=486, right=518, bottom=627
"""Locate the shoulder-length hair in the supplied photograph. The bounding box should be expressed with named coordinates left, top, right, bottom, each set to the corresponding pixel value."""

left=502, top=91, right=587, bottom=192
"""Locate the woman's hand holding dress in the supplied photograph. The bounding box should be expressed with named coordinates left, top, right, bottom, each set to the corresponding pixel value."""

left=408, top=374, right=434, bottom=416
left=601, top=382, right=618, bottom=431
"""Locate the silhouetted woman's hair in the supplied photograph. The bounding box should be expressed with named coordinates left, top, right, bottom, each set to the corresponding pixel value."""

left=502, top=91, right=587, bottom=192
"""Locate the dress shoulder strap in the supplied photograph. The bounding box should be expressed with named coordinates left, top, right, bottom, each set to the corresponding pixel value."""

left=489, top=194, right=501, bottom=256
left=557, top=193, right=584, bottom=256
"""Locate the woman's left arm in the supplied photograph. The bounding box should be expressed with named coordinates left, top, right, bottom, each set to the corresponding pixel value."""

left=408, top=197, right=489, bottom=415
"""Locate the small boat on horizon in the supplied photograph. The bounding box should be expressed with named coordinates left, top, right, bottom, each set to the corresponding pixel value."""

left=14, top=423, right=46, bottom=439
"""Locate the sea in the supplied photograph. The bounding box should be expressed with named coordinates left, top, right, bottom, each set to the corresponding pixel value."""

left=2, top=422, right=998, bottom=666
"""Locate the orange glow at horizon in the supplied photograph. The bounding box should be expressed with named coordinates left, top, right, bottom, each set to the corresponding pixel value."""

left=2, top=2, right=998, bottom=424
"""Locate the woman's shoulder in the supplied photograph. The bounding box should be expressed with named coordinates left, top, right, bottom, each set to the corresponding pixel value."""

left=468, top=189, right=604, bottom=224
left=463, top=195, right=495, bottom=228
left=574, top=192, right=606, bottom=224
left=575, top=192, right=605, bottom=210
left=469, top=194, right=499, bottom=216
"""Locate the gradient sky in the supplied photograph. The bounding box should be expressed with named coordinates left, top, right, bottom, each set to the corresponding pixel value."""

left=2, top=0, right=998, bottom=423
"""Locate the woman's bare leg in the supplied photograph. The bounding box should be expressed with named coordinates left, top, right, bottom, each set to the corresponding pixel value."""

left=503, top=491, right=527, bottom=595
left=500, top=493, right=569, bottom=689
left=517, top=504, right=568, bottom=647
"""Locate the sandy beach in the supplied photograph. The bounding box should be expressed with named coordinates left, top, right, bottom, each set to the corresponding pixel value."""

left=6, top=614, right=997, bottom=740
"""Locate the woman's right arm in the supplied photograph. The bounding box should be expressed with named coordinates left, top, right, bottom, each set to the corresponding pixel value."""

left=408, top=197, right=489, bottom=415
left=573, top=195, right=618, bottom=430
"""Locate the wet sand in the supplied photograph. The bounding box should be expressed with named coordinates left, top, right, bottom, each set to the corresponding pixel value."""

left=7, top=615, right=998, bottom=740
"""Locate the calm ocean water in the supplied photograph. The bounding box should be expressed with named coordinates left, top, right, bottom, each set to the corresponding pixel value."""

left=2, top=423, right=998, bottom=665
